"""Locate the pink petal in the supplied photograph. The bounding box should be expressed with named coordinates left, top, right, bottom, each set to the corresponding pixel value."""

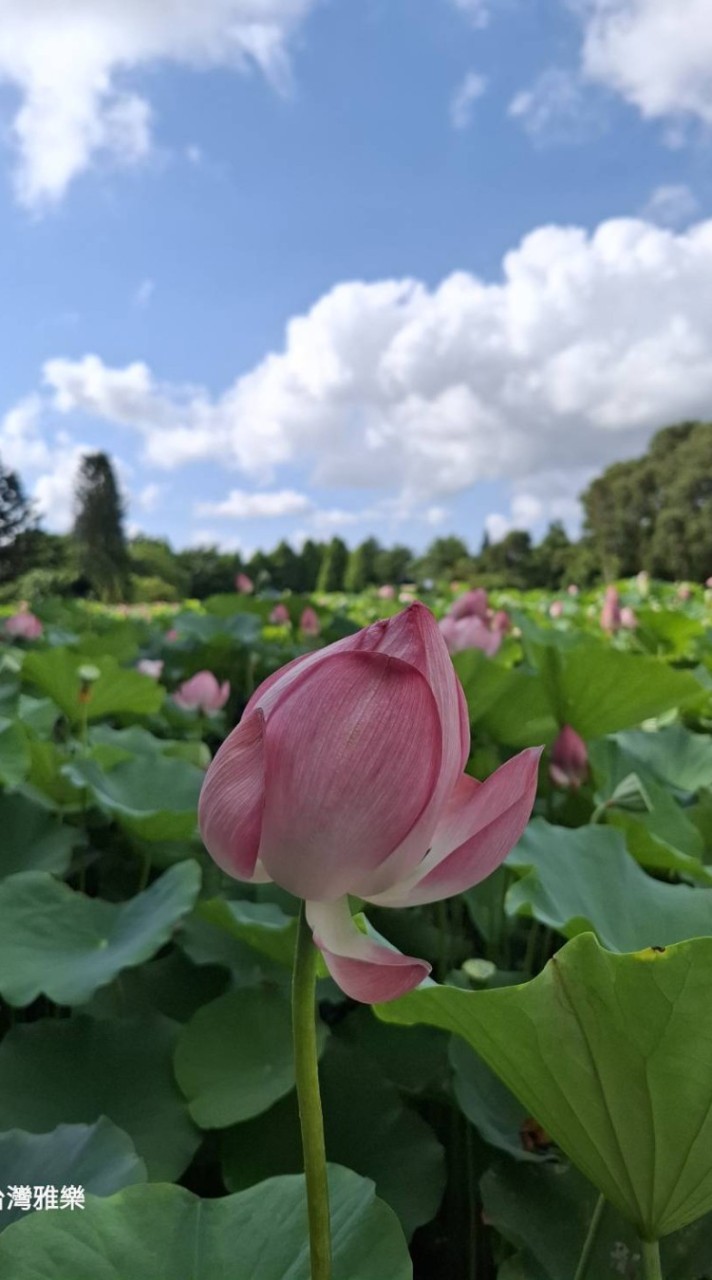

left=306, top=899, right=430, bottom=1003
left=258, top=650, right=442, bottom=901
left=198, top=710, right=271, bottom=883
left=370, top=747, right=541, bottom=907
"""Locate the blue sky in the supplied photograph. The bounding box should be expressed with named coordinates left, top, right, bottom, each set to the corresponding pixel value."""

left=1, top=0, right=711, bottom=556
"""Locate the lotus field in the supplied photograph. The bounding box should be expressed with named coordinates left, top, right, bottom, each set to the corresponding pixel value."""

left=2, top=577, right=712, bottom=1280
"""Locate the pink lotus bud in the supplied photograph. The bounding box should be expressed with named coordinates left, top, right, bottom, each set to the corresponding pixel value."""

left=399, top=589, right=416, bottom=603
left=3, top=610, right=43, bottom=640
left=620, top=606, right=638, bottom=630
left=137, top=659, right=164, bottom=679
left=270, top=603, right=290, bottom=625
left=706, top=577, right=712, bottom=589
left=567, top=584, right=579, bottom=596
left=199, top=603, right=540, bottom=1003
left=549, top=725, right=588, bottom=790
left=165, top=628, right=179, bottom=643
left=677, top=584, right=692, bottom=602
left=600, top=586, right=621, bottom=633
left=377, top=585, right=396, bottom=600
left=491, top=609, right=511, bottom=633
left=236, top=573, right=254, bottom=594
left=549, top=600, right=564, bottom=619
left=300, top=607, right=321, bottom=637
left=174, top=671, right=230, bottom=714
left=439, top=614, right=503, bottom=657
left=450, top=589, right=488, bottom=621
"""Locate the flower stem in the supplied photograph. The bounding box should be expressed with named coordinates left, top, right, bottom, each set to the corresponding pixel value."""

left=573, top=1193, right=605, bottom=1280
left=640, top=1238, right=663, bottom=1280
left=292, top=902, right=332, bottom=1280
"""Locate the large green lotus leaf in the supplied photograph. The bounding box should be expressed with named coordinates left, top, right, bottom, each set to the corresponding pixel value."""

left=531, top=640, right=703, bottom=738
left=169, top=610, right=261, bottom=644
left=62, top=755, right=203, bottom=840
left=25, top=739, right=82, bottom=810
left=87, top=724, right=209, bottom=770
left=195, top=898, right=328, bottom=976
left=482, top=1159, right=712, bottom=1280
left=614, top=725, right=712, bottom=794
left=506, top=820, right=712, bottom=950
left=0, top=861, right=201, bottom=1006
left=16, top=693, right=59, bottom=735
left=86, top=949, right=229, bottom=1023
left=0, top=1167, right=412, bottom=1280
left=376, top=933, right=712, bottom=1240
left=452, top=650, right=557, bottom=747
left=74, top=625, right=142, bottom=662
left=175, top=986, right=324, bottom=1128
left=0, top=716, right=29, bottom=788
left=636, top=608, right=705, bottom=658
left=0, top=1119, right=146, bottom=1231
left=449, top=1037, right=553, bottom=1164
left=21, top=648, right=164, bottom=722
left=0, top=792, right=83, bottom=879
left=0, top=1015, right=199, bottom=1180
left=332, top=1007, right=448, bottom=1097
left=221, top=1041, right=445, bottom=1239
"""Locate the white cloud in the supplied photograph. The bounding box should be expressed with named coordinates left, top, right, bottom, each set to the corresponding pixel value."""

left=0, top=395, right=50, bottom=471
left=0, top=0, right=319, bottom=208
left=16, top=216, right=712, bottom=528
left=195, top=488, right=313, bottom=519
left=509, top=67, right=604, bottom=143
left=580, top=0, right=712, bottom=127
left=425, top=505, right=448, bottom=526
left=641, top=183, right=699, bottom=227
left=137, top=481, right=162, bottom=511
left=450, top=71, right=488, bottom=130
left=449, top=0, right=493, bottom=27
left=134, top=278, right=155, bottom=309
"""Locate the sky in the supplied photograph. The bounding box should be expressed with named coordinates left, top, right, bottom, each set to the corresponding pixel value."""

left=0, top=0, right=711, bottom=558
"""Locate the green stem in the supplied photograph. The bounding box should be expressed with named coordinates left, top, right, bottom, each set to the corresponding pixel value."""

left=292, top=903, right=332, bottom=1280
left=573, top=1193, right=606, bottom=1280
left=640, top=1238, right=663, bottom=1280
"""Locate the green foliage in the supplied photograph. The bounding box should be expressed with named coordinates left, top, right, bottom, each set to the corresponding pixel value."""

left=72, top=452, right=131, bottom=602
left=317, top=535, right=349, bottom=591
left=0, top=457, right=36, bottom=583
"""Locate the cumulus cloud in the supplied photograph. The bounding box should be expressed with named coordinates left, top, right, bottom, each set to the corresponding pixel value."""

left=13, top=216, right=712, bottom=532
left=509, top=67, right=605, bottom=143
left=641, top=183, right=700, bottom=227
left=450, top=71, right=488, bottom=130
left=0, top=0, right=318, bottom=208
left=580, top=0, right=712, bottom=127
left=195, top=488, right=314, bottom=519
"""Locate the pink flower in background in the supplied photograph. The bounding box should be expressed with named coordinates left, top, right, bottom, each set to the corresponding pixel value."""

left=706, top=577, right=712, bottom=589
left=549, top=725, right=588, bottom=790
left=165, top=628, right=179, bottom=643
left=377, top=585, right=396, bottom=600
left=300, top=607, right=321, bottom=637
left=491, top=609, right=511, bottom=634
left=270, top=603, right=291, bottom=625
left=601, top=586, right=622, bottom=633
left=174, top=671, right=230, bottom=714
left=450, top=589, right=488, bottom=621
left=3, top=610, right=43, bottom=640
left=399, top=589, right=416, bottom=603
left=236, top=573, right=254, bottom=594
left=439, top=614, right=503, bottom=657
left=199, top=603, right=540, bottom=1003
left=567, top=584, right=579, bottom=596
left=620, top=606, right=638, bottom=630
left=137, top=659, right=164, bottom=679
left=549, top=600, right=564, bottom=619
left=678, top=584, right=692, bottom=602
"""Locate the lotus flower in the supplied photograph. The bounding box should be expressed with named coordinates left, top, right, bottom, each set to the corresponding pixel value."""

left=439, top=613, right=503, bottom=657
left=567, top=584, right=579, bottom=596
left=165, top=628, right=179, bottom=643
left=3, top=610, right=43, bottom=640
left=236, top=573, right=254, bottom=594
left=137, top=659, right=164, bottom=679
left=399, top=589, right=416, bottom=603
left=620, top=605, right=638, bottom=630
left=199, top=603, right=540, bottom=1003
left=450, top=589, right=488, bottom=621
left=270, top=603, right=291, bottom=625
left=549, top=600, right=564, bottom=619
left=549, top=725, right=588, bottom=790
left=706, top=577, right=712, bottom=589
left=491, top=609, right=511, bottom=633
left=300, top=607, right=321, bottom=637
left=677, top=584, right=692, bottom=602
left=174, top=671, right=230, bottom=714
left=601, top=586, right=621, bottom=633
left=377, top=585, right=396, bottom=600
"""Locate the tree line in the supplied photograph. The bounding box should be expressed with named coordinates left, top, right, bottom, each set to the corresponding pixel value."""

left=1, top=421, right=711, bottom=602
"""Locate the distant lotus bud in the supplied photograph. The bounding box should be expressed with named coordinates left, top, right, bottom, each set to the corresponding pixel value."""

left=677, top=584, right=692, bottom=602
left=549, top=600, right=564, bottom=619
left=706, top=576, right=712, bottom=589
left=492, top=609, right=511, bottom=633
left=399, top=589, right=416, bottom=603
left=174, top=671, right=230, bottom=714
left=549, top=725, right=588, bottom=790
left=165, top=628, right=179, bottom=643
left=439, top=614, right=503, bottom=657
left=601, top=586, right=621, bottom=633
left=377, top=584, right=396, bottom=600
left=567, top=584, right=579, bottom=596
left=3, top=610, right=43, bottom=640
left=450, top=589, right=488, bottom=621
left=137, top=659, right=164, bottom=679
left=198, top=603, right=541, bottom=1003
left=270, top=603, right=290, bottom=625
left=620, top=606, right=638, bottom=630
left=77, top=663, right=101, bottom=705
left=236, top=573, right=254, bottom=594
left=300, top=607, right=320, bottom=637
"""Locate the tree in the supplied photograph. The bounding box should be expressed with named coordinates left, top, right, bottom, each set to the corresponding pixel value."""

left=0, top=457, right=35, bottom=584
left=317, top=537, right=349, bottom=592
left=534, top=521, right=574, bottom=590
left=479, top=530, right=536, bottom=589
left=72, top=453, right=131, bottom=602
left=418, top=536, right=472, bottom=581
left=373, top=544, right=414, bottom=585
left=344, top=538, right=381, bottom=592
left=298, top=540, right=324, bottom=592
